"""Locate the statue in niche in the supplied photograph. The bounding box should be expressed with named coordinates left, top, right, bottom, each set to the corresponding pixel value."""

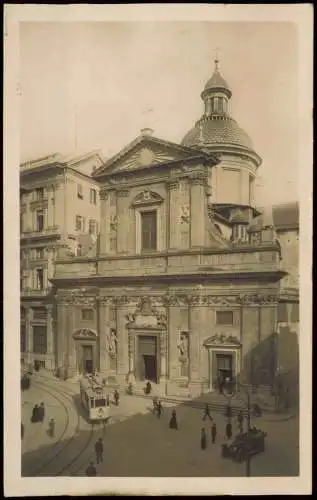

left=177, top=332, right=189, bottom=361
left=178, top=332, right=189, bottom=377
left=180, top=205, right=190, bottom=224
left=106, top=329, right=117, bottom=359
left=110, top=215, right=118, bottom=232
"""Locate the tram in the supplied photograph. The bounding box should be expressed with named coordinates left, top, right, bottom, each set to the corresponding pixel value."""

left=79, top=374, right=111, bottom=422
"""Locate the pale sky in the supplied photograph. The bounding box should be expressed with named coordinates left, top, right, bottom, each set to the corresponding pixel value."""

left=20, top=21, right=298, bottom=206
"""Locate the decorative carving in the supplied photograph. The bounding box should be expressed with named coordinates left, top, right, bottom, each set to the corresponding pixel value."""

left=166, top=179, right=180, bottom=191
left=73, top=328, right=97, bottom=340
left=99, top=190, right=109, bottom=200
left=131, top=190, right=163, bottom=207
left=114, top=295, right=129, bottom=306
left=180, top=205, right=191, bottom=224
left=98, top=296, right=113, bottom=306
left=116, top=188, right=130, bottom=198
left=188, top=172, right=208, bottom=186
left=159, top=330, right=167, bottom=356
left=110, top=215, right=118, bottom=232
left=204, top=334, right=241, bottom=346
left=106, top=329, right=117, bottom=359
left=125, top=296, right=167, bottom=329
left=187, top=294, right=201, bottom=306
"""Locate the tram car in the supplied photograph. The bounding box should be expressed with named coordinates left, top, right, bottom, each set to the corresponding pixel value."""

left=79, top=375, right=111, bottom=422
left=222, top=428, right=267, bottom=462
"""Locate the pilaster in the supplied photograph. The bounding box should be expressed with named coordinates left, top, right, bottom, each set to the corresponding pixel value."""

left=98, top=296, right=111, bottom=375
left=116, top=188, right=130, bottom=254
left=116, top=297, right=129, bottom=381
left=189, top=172, right=207, bottom=247
left=166, top=179, right=180, bottom=249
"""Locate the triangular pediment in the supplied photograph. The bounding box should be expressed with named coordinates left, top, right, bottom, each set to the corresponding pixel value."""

left=93, top=135, right=203, bottom=178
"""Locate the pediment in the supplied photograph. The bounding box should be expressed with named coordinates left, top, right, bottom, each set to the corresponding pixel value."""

left=204, top=334, right=241, bottom=347
left=73, top=329, right=97, bottom=340
left=93, top=135, right=201, bottom=178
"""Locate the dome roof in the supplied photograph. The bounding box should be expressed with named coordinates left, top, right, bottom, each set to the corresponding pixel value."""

left=203, top=69, right=232, bottom=98
left=181, top=116, right=254, bottom=150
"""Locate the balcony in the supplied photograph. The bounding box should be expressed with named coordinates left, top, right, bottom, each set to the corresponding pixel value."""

left=20, top=226, right=61, bottom=240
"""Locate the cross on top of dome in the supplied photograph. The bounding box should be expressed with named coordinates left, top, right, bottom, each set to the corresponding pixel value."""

left=202, top=50, right=232, bottom=100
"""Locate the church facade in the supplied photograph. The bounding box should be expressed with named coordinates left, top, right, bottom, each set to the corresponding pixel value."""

left=52, top=62, right=297, bottom=398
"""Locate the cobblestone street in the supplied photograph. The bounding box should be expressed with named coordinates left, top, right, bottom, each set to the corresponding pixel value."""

left=21, top=377, right=299, bottom=477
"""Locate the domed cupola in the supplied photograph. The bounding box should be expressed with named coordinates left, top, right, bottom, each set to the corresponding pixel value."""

left=181, top=58, right=261, bottom=162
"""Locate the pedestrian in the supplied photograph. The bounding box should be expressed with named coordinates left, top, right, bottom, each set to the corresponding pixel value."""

left=85, top=462, right=97, bottom=477
left=169, top=409, right=178, bottom=430
left=31, top=404, right=39, bottom=423
left=211, top=422, right=217, bottom=444
left=114, top=389, right=120, bottom=406
left=202, top=404, right=213, bottom=421
left=106, top=394, right=110, bottom=406
left=152, top=396, right=158, bottom=415
left=156, top=401, right=163, bottom=419
left=144, top=381, right=152, bottom=395
left=94, top=438, right=103, bottom=464
left=21, top=423, right=24, bottom=440
left=38, top=402, right=45, bottom=422
left=200, top=428, right=207, bottom=450
left=48, top=418, right=55, bottom=438
left=225, top=422, right=232, bottom=440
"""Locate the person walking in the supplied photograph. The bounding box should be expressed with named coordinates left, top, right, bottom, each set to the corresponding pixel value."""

left=237, top=410, right=244, bottom=433
left=21, top=423, right=24, bottom=440
left=211, top=422, right=217, bottom=444
left=94, top=438, right=104, bottom=464
left=38, top=402, right=45, bottom=423
left=114, top=389, right=120, bottom=406
left=202, top=404, right=213, bottom=421
left=225, top=422, right=232, bottom=440
left=85, top=462, right=97, bottom=476
left=156, top=401, right=163, bottom=419
left=169, top=409, right=178, bottom=430
left=48, top=418, right=55, bottom=438
left=200, top=428, right=207, bottom=450
left=31, top=404, right=39, bottom=423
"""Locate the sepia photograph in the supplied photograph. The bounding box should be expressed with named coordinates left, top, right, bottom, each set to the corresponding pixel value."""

left=4, top=4, right=312, bottom=497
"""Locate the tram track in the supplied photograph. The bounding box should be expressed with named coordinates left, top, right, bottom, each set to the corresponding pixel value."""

left=24, top=378, right=103, bottom=477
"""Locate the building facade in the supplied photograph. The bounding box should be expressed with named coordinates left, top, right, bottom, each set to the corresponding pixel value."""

left=20, top=151, right=103, bottom=370
left=28, top=61, right=299, bottom=403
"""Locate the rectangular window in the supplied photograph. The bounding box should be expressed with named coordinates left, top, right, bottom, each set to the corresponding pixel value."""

left=77, top=184, right=83, bottom=199
left=35, top=187, right=44, bottom=201
left=36, top=248, right=44, bottom=260
left=90, top=188, right=97, bottom=205
left=216, top=310, right=234, bottom=325
left=76, top=215, right=85, bottom=232
left=35, top=268, right=44, bottom=290
left=33, top=307, right=47, bottom=320
left=82, top=309, right=94, bottom=321
left=141, top=211, right=157, bottom=251
left=249, top=175, right=255, bottom=205
left=89, top=219, right=97, bottom=235
left=20, top=324, right=26, bottom=352
left=33, top=325, right=47, bottom=354
left=36, top=210, right=44, bottom=232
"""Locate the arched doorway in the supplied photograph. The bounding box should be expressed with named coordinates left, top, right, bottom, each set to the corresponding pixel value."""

left=73, top=329, right=98, bottom=375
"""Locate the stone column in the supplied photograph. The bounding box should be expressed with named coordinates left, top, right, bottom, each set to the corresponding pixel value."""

left=116, top=297, right=129, bottom=383
left=46, top=305, right=54, bottom=370
left=189, top=172, right=206, bottom=247
left=116, top=188, right=130, bottom=254
left=159, top=328, right=168, bottom=387
left=56, top=300, right=69, bottom=371
left=47, top=185, right=53, bottom=228
left=167, top=300, right=180, bottom=380
left=188, top=298, right=202, bottom=382
left=98, top=296, right=111, bottom=375
left=167, top=179, right=180, bottom=249
left=66, top=305, right=77, bottom=376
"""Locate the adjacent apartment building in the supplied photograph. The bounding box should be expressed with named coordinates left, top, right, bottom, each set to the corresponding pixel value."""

left=20, top=151, right=103, bottom=370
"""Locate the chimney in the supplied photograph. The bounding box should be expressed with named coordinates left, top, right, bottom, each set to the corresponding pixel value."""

left=141, top=128, right=154, bottom=137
